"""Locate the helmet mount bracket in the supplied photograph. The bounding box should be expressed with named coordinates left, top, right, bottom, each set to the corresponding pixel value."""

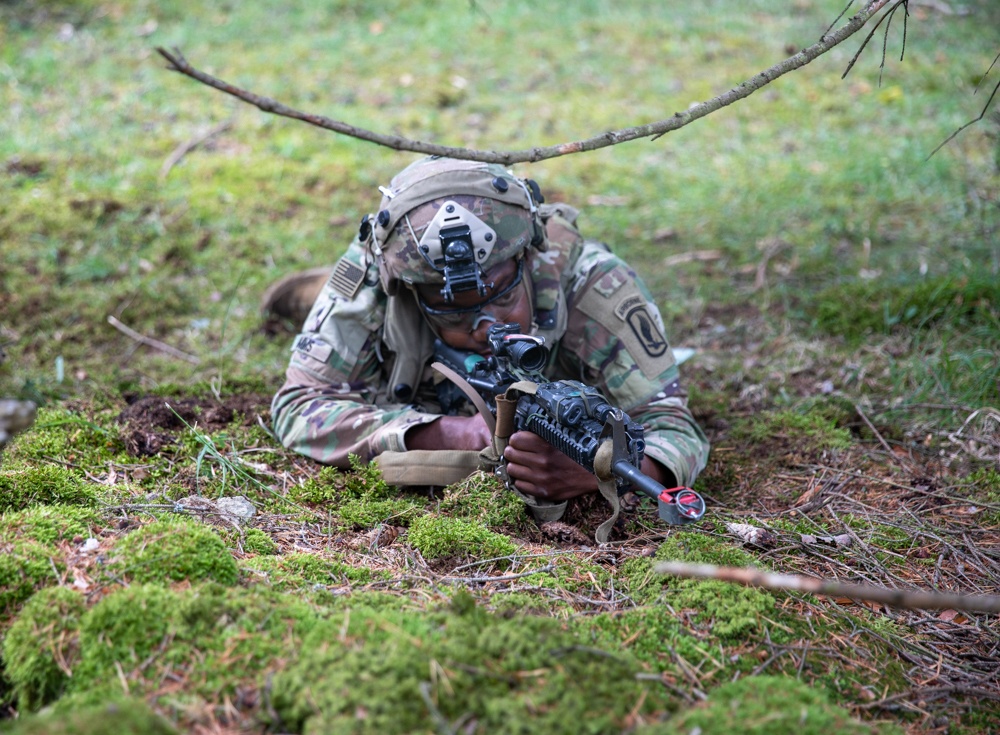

left=417, top=201, right=498, bottom=302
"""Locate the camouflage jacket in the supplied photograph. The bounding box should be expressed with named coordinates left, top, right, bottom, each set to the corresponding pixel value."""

left=271, top=205, right=710, bottom=487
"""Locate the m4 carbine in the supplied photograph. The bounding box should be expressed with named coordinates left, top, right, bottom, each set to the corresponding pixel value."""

left=432, top=323, right=704, bottom=526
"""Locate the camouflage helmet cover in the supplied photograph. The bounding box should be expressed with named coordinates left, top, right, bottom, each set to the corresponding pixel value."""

left=368, top=157, right=545, bottom=293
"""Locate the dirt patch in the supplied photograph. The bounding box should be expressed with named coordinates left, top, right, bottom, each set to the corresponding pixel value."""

left=3, top=156, right=45, bottom=178
left=117, top=393, right=270, bottom=457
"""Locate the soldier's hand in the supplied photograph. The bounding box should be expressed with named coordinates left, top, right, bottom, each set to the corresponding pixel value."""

left=503, top=431, right=598, bottom=501
left=406, top=414, right=493, bottom=452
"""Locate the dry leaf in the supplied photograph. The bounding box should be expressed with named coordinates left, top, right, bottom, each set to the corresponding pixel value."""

left=937, top=609, right=969, bottom=624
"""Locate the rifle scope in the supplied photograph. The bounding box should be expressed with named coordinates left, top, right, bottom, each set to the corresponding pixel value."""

left=487, top=323, right=548, bottom=373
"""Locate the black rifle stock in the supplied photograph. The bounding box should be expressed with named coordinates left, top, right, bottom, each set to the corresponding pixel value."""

left=432, top=323, right=704, bottom=525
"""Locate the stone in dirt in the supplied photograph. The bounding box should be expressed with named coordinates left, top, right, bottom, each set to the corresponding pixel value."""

left=0, top=399, right=37, bottom=450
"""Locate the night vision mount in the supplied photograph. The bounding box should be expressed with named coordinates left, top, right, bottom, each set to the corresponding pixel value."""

left=417, top=201, right=498, bottom=302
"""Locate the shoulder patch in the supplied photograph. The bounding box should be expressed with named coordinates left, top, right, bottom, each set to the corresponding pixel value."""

left=576, top=281, right=675, bottom=380
left=615, top=295, right=669, bottom=358
left=330, top=256, right=365, bottom=299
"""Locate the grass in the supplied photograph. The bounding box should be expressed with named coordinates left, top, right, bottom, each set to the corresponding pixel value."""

left=1, top=0, right=999, bottom=732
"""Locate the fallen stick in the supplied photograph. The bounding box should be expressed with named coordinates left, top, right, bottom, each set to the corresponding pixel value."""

left=654, top=561, right=1000, bottom=614
left=159, top=119, right=234, bottom=181
left=107, top=315, right=200, bottom=365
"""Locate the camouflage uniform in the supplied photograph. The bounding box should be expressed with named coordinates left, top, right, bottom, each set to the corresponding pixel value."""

left=271, top=191, right=710, bottom=489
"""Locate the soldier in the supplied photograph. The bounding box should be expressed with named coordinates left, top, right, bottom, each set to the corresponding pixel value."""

left=269, top=156, right=709, bottom=522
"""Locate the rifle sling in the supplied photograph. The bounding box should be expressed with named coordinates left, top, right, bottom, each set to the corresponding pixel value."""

left=493, top=382, right=568, bottom=523
left=430, top=361, right=497, bottom=435
left=592, top=441, right=622, bottom=545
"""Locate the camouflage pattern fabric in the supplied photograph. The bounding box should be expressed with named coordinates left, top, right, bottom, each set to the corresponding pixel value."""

left=271, top=206, right=710, bottom=488
left=381, top=194, right=536, bottom=290
left=370, top=156, right=545, bottom=293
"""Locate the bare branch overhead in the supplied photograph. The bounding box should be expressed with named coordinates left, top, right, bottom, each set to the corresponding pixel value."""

left=156, top=1, right=896, bottom=165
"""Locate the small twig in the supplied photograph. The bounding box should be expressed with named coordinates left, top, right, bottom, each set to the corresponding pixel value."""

left=159, top=118, right=234, bottom=181
left=842, top=0, right=904, bottom=80
left=854, top=402, right=908, bottom=467
left=857, top=684, right=1000, bottom=710
left=928, top=51, right=1000, bottom=159
left=438, top=564, right=555, bottom=585
left=655, top=561, right=1000, bottom=614
left=107, top=315, right=200, bottom=364
left=418, top=682, right=456, bottom=735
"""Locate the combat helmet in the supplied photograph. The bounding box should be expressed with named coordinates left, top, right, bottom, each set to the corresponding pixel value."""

left=361, top=157, right=547, bottom=301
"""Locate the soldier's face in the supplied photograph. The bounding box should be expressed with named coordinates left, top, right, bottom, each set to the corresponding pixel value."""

left=416, top=258, right=533, bottom=355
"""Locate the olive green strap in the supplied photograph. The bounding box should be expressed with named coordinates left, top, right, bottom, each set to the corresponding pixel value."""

left=375, top=450, right=482, bottom=486
left=592, top=441, right=621, bottom=544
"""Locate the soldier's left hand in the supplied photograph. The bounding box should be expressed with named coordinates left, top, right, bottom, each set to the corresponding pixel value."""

left=503, top=431, right=599, bottom=501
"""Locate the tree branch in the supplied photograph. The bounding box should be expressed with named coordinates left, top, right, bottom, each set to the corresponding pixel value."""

left=155, top=1, right=894, bottom=165
left=655, top=561, right=1000, bottom=614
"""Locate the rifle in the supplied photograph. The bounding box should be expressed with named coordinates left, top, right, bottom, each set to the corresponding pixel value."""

left=432, top=323, right=705, bottom=526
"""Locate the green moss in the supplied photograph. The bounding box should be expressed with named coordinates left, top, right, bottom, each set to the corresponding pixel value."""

left=173, top=583, right=322, bottom=694
left=73, top=584, right=179, bottom=692
left=969, top=468, right=1000, bottom=524
left=335, top=495, right=426, bottom=529
left=0, top=697, right=178, bottom=735
left=860, top=521, right=913, bottom=553
left=0, top=465, right=97, bottom=512
left=671, top=578, right=775, bottom=638
left=489, top=591, right=570, bottom=618
left=618, top=533, right=777, bottom=639
left=3, top=586, right=86, bottom=711
left=0, top=538, right=62, bottom=622
left=582, top=606, right=687, bottom=667
left=290, top=459, right=428, bottom=529
left=642, top=675, right=901, bottom=734
left=289, top=466, right=344, bottom=505
left=107, top=519, right=239, bottom=586
left=270, top=605, right=672, bottom=735
left=3, top=407, right=127, bottom=471
left=408, top=514, right=518, bottom=561
left=0, top=504, right=100, bottom=545
left=692, top=459, right=740, bottom=499
left=242, top=551, right=376, bottom=590
left=437, top=472, right=532, bottom=533
left=733, top=409, right=852, bottom=452
left=242, top=527, right=279, bottom=555
left=342, top=454, right=396, bottom=499
left=32, top=583, right=322, bottom=710
left=622, top=532, right=758, bottom=604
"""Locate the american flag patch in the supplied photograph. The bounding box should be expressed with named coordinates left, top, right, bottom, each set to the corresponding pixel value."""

left=330, top=257, right=365, bottom=299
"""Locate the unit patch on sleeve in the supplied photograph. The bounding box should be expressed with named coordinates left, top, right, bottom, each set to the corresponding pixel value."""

left=615, top=295, right=668, bottom=358
left=576, top=279, right=676, bottom=380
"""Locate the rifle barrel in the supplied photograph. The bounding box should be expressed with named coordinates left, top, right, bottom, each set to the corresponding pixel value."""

left=611, top=459, right=665, bottom=501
